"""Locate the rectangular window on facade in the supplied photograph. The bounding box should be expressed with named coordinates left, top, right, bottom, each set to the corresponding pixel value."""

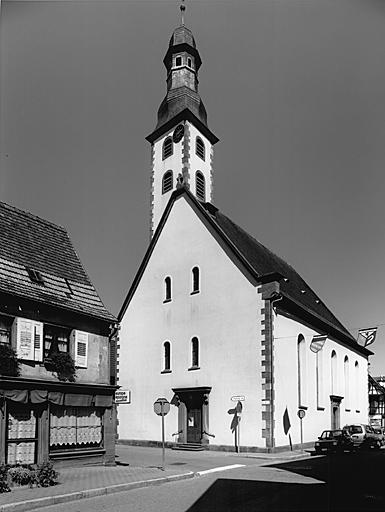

left=7, top=404, right=38, bottom=465
left=11, top=317, right=43, bottom=361
left=44, top=324, right=70, bottom=359
left=0, top=315, right=13, bottom=344
left=49, top=406, right=103, bottom=451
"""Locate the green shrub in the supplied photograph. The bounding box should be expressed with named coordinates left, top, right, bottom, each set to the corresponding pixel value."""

left=0, top=344, right=20, bottom=377
left=50, top=352, right=76, bottom=382
left=0, top=464, right=10, bottom=493
left=8, top=465, right=35, bottom=487
left=35, top=461, right=59, bottom=487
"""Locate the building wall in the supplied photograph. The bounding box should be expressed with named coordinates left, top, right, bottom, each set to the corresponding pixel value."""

left=273, top=312, right=369, bottom=447
left=118, top=196, right=265, bottom=448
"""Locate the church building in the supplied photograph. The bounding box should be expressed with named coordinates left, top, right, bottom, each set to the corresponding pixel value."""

left=117, top=16, right=372, bottom=452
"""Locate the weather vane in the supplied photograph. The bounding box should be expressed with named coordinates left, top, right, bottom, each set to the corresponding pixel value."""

left=180, top=0, right=186, bottom=26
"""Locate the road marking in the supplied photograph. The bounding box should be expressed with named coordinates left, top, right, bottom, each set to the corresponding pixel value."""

left=196, top=464, right=246, bottom=476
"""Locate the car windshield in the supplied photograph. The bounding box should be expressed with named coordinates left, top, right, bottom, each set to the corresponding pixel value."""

left=320, top=430, right=342, bottom=439
left=345, top=425, right=363, bottom=434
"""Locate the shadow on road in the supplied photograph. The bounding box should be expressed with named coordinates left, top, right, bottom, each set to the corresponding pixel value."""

left=186, top=451, right=385, bottom=511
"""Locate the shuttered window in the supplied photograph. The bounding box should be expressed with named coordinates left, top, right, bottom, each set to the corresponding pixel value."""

left=72, top=330, right=88, bottom=368
left=162, top=137, right=173, bottom=160
left=196, top=137, right=205, bottom=160
left=196, top=171, right=206, bottom=202
left=12, top=317, right=43, bottom=361
left=162, top=170, right=173, bottom=194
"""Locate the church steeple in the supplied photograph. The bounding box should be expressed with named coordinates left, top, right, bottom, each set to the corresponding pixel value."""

left=147, top=9, right=219, bottom=237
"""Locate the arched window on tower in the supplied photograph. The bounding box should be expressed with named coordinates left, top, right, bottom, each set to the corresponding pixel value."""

left=196, top=171, right=206, bottom=202
left=163, top=341, right=171, bottom=372
left=164, top=276, right=172, bottom=302
left=191, top=266, right=200, bottom=294
left=191, top=337, right=199, bottom=368
left=162, top=137, right=173, bottom=160
left=196, top=137, right=205, bottom=160
left=175, top=56, right=182, bottom=67
left=162, top=170, right=173, bottom=194
left=331, top=350, right=337, bottom=395
left=297, top=334, right=307, bottom=408
left=344, top=356, right=350, bottom=410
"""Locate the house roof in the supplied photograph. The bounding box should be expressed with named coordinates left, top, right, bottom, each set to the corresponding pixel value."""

left=118, top=187, right=371, bottom=357
left=0, top=201, right=116, bottom=323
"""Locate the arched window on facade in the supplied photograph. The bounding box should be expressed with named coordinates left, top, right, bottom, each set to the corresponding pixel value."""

left=162, top=170, right=173, bottom=194
left=162, top=137, right=173, bottom=160
left=164, top=276, right=171, bottom=302
left=355, top=361, right=360, bottom=412
left=196, top=137, right=205, bottom=160
left=331, top=350, right=337, bottom=395
left=192, top=266, right=200, bottom=294
left=196, top=171, right=206, bottom=202
left=191, top=337, right=199, bottom=368
left=316, top=348, right=324, bottom=410
left=163, top=342, right=171, bottom=371
left=344, top=356, right=350, bottom=410
left=297, top=334, right=307, bottom=407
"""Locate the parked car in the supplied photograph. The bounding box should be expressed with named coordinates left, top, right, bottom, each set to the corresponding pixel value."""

left=372, top=426, right=385, bottom=447
left=343, top=424, right=381, bottom=449
left=314, top=429, right=354, bottom=455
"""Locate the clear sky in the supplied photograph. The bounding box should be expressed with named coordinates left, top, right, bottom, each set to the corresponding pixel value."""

left=1, top=0, right=385, bottom=374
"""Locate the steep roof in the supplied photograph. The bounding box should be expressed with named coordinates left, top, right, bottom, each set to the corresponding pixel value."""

left=0, top=201, right=116, bottom=323
left=119, top=187, right=371, bottom=356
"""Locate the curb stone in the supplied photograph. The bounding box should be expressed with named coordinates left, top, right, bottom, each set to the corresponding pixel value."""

left=0, top=472, right=195, bottom=512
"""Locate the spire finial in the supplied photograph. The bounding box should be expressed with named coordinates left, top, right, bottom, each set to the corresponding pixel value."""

left=180, top=0, right=186, bottom=26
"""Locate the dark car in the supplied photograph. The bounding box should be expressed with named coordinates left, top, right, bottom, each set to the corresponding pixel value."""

left=314, top=429, right=354, bottom=454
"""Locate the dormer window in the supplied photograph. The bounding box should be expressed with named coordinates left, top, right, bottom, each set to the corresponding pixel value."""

left=26, top=267, right=44, bottom=285
left=175, top=56, right=182, bottom=67
left=196, top=137, right=205, bottom=160
left=196, top=171, right=206, bottom=202
left=162, top=137, right=173, bottom=160
left=162, top=170, right=173, bottom=194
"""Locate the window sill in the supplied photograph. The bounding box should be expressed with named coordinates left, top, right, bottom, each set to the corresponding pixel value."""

left=317, top=407, right=325, bottom=411
left=163, top=299, right=172, bottom=304
left=190, top=290, right=200, bottom=296
left=298, top=405, right=308, bottom=410
left=161, top=369, right=172, bottom=374
left=188, top=366, right=200, bottom=371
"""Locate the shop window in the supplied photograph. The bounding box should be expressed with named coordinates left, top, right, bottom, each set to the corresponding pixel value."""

left=49, top=406, right=103, bottom=452
left=7, top=404, right=38, bottom=464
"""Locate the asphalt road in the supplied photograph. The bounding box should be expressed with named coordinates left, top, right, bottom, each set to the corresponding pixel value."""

left=40, top=449, right=385, bottom=512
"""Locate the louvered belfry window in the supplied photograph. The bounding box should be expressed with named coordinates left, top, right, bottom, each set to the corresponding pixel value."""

left=196, top=171, right=206, bottom=202
left=162, top=137, right=173, bottom=160
left=162, top=170, right=173, bottom=194
left=196, top=137, right=205, bottom=160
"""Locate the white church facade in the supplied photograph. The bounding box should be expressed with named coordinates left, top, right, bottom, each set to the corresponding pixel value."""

left=117, top=22, right=371, bottom=452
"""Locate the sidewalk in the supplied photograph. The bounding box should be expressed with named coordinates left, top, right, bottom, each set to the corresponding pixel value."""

left=0, top=444, right=311, bottom=512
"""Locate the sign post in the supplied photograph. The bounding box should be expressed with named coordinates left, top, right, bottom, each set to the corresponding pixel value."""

left=154, top=398, right=170, bottom=470
left=236, top=401, right=243, bottom=453
left=297, top=409, right=306, bottom=452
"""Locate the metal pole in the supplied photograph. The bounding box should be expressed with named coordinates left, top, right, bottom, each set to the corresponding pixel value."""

left=238, top=417, right=241, bottom=454
left=300, top=417, right=303, bottom=452
left=161, top=402, right=165, bottom=470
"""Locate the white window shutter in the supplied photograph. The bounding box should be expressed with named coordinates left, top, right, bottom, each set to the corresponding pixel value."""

left=75, top=330, right=88, bottom=368
left=33, top=321, right=43, bottom=362
left=13, top=318, right=34, bottom=360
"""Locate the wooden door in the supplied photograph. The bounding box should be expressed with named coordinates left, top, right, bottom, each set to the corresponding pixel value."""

left=187, top=407, right=202, bottom=443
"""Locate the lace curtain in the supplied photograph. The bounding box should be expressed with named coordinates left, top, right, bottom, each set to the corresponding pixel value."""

left=7, top=409, right=37, bottom=464
left=50, top=406, right=102, bottom=447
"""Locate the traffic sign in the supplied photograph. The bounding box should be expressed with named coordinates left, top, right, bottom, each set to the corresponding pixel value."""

left=154, top=398, right=170, bottom=416
left=231, top=395, right=245, bottom=402
left=297, top=409, right=306, bottom=419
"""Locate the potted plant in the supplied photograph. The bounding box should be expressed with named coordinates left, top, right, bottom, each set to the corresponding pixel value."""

left=0, top=344, right=20, bottom=377
left=47, top=352, right=76, bottom=382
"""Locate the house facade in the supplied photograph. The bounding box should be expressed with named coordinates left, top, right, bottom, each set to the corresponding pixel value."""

left=117, top=22, right=372, bottom=452
left=0, top=201, right=117, bottom=466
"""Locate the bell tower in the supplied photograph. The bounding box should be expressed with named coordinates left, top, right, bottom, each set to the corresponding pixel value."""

left=146, top=2, right=219, bottom=236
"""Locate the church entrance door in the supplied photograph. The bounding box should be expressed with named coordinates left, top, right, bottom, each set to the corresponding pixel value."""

left=187, top=406, right=202, bottom=443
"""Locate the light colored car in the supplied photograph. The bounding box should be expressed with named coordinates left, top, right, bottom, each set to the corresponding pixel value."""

left=343, top=424, right=381, bottom=449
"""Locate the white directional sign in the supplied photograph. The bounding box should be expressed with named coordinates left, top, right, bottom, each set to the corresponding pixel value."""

left=115, top=389, right=131, bottom=404
left=231, top=395, right=245, bottom=402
